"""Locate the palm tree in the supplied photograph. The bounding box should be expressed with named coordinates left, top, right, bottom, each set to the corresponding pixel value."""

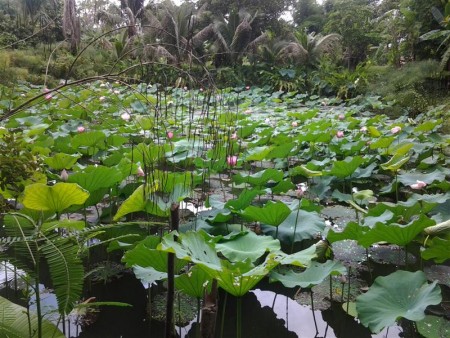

left=209, top=9, right=268, bottom=67
left=277, top=29, right=342, bottom=68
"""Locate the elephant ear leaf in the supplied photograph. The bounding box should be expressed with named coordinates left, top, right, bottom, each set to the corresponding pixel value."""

left=0, top=295, right=65, bottom=338
left=41, top=237, right=84, bottom=315
left=356, top=270, right=441, bottom=333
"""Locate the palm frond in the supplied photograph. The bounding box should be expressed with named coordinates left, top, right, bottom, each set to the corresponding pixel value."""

left=191, top=24, right=215, bottom=49
left=41, top=235, right=84, bottom=315
left=277, top=42, right=308, bottom=65
left=230, top=19, right=252, bottom=54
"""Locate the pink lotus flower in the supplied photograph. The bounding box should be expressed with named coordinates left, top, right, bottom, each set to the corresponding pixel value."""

left=410, top=180, right=427, bottom=189
left=391, top=126, right=401, bottom=134
left=77, top=126, right=85, bottom=133
left=167, top=131, right=174, bottom=139
left=60, top=169, right=69, bottom=181
left=292, top=121, right=298, bottom=127
left=244, top=109, right=253, bottom=114
left=338, top=114, right=345, bottom=120
left=230, top=132, right=238, bottom=140
left=245, top=86, right=250, bottom=90
left=200, top=88, right=204, bottom=92
left=99, top=96, right=106, bottom=101
left=45, top=94, right=52, bottom=100
left=136, top=166, right=145, bottom=177
left=336, top=131, right=344, bottom=138
left=121, top=112, right=131, bottom=121
left=360, top=126, right=368, bottom=133
left=43, top=87, right=50, bottom=93
left=227, top=155, right=238, bottom=167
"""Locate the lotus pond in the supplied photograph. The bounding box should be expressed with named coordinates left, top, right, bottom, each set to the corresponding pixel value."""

left=0, top=83, right=449, bottom=338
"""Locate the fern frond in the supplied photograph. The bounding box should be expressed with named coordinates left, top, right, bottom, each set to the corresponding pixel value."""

left=41, top=236, right=84, bottom=315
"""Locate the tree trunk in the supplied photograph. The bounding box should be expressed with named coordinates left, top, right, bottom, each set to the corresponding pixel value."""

left=63, top=0, right=81, bottom=55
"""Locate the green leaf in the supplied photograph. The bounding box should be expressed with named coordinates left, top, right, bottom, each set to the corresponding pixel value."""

left=175, top=265, right=212, bottom=298
left=41, top=237, right=84, bottom=315
left=356, top=271, right=441, bottom=333
left=113, top=183, right=157, bottom=221
left=133, top=265, right=168, bottom=285
left=244, top=146, right=273, bottom=161
left=68, top=165, right=124, bottom=192
left=23, top=183, right=89, bottom=214
left=261, top=209, right=325, bottom=244
left=290, top=165, right=323, bottom=178
left=358, top=214, right=435, bottom=247
left=416, top=315, right=450, bottom=338
left=270, top=260, right=346, bottom=288
left=421, top=237, right=450, bottom=263
left=242, top=201, right=291, bottom=226
left=71, top=130, right=106, bottom=149
left=233, top=168, right=284, bottom=187
left=44, top=153, right=80, bottom=170
left=327, top=156, right=365, bottom=178
left=278, top=244, right=317, bottom=267
left=216, top=231, right=280, bottom=262
left=381, top=153, right=411, bottom=171
left=0, top=295, right=65, bottom=338
left=203, top=254, right=280, bottom=297
left=327, top=221, right=369, bottom=244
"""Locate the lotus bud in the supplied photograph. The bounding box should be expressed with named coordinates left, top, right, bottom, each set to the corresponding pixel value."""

left=60, top=169, right=69, bottom=181
left=336, top=130, right=344, bottom=138
left=136, top=166, right=145, bottom=177
left=227, top=155, right=238, bottom=167
left=391, top=126, right=401, bottom=134
left=167, top=131, right=174, bottom=139
left=77, top=126, right=85, bottom=133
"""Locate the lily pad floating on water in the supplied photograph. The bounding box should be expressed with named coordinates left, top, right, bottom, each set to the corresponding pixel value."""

left=356, top=270, right=442, bottom=333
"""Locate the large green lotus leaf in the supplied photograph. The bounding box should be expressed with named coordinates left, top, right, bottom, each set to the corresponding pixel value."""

left=204, top=208, right=233, bottom=224
left=397, top=170, right=446, bottom=186
left=278, top=244, right=317, bottom=267
left=225, top=189, right=262, bottom=211
left=369, top=136, right=395, bottom=150
left=356, top=270, right=442, bottom=333
left=71, top=130, right=106, bottom=149
left=215, top=231, right=280, bottom=262
left=421, top=237, right=450, bottom=263
left=123, top=243, right=184, bottom=273
left=270, top=260, right=346, bottom=288
left=159, top=231, right=222, bottom=271
left=271, top=179, right=295, bottom=194
left=204, top=253, right=280, bottom=297
left=175, top=265, right=212, bottom=298
left=23, top=183, right=89, bottom=214
left=262, top=209, right=325, bottom=244
left=132, top=265, right=168, bottom=285
left=387, top=142, right=414, bottom=156
left=267, top=143, right=294, bottom=159
left=414, top=120, right=442, bottom=133
left=327, top=221, right=369, bottom=244
left=242, top=200, right=291, bottom=226
left=244, top=146, right=273, bottom=161
left=327, top=156, right=365, bottom=178
left=113, top=183, right=157, bottom=221
left=68, top=165, right=124, bottom=192
left=0, top=295, right=65, bottom=338
left=381, top=153, right=411, bottom=171
left=363, top=210, right=394, bottom=228
left=44, top=153, right=80, bottom=170
left=358, top=214, right=435, bottom=247
left=416, top=315, right=450, bottom=338
left=232, top=168, right=284, bottom=187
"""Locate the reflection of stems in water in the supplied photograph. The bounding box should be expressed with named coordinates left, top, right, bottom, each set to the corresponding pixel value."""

left=236, top=297, right=242, bottom=338
left=220, top=292, right=228, bottom=338
left=196, top=297, right=201, bottom=338
left=272, top=292, right=278, bottom=310
left=285, top=295, right=289, bottom=330
left=310, top=291, right=319, bottom=335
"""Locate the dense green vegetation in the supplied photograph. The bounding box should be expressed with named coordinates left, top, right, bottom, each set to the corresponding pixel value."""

left=0, top=1, right=449, bottom=338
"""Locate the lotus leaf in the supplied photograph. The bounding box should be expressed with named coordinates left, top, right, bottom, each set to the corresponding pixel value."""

left=356, top=270, right=441, bottom=333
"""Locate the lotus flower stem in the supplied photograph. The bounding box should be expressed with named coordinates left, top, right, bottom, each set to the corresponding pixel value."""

left=310, top=291, right=319, bottom=335
left=236, top=297, right=242, bottom=338
left=220, top=292, right=228, bottom=338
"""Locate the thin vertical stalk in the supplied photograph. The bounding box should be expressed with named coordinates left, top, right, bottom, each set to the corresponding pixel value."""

left=165, top=203, right=179, bottom=338
left=196, top=297, right=201, bottom=338
left=34, top=278, right=42, bottom=338
left=220, top=292, right=228, bottom=338
left=236, top=297, right=242, bottom=338
left=310, top=291, right=318, bottom=336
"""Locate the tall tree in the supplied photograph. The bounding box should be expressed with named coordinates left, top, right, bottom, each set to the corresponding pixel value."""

left=63, top=0, right=80, bottom=54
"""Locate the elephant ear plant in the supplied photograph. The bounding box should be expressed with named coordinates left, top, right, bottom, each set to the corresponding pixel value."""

left=0, top=182, right=89, bottom=337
